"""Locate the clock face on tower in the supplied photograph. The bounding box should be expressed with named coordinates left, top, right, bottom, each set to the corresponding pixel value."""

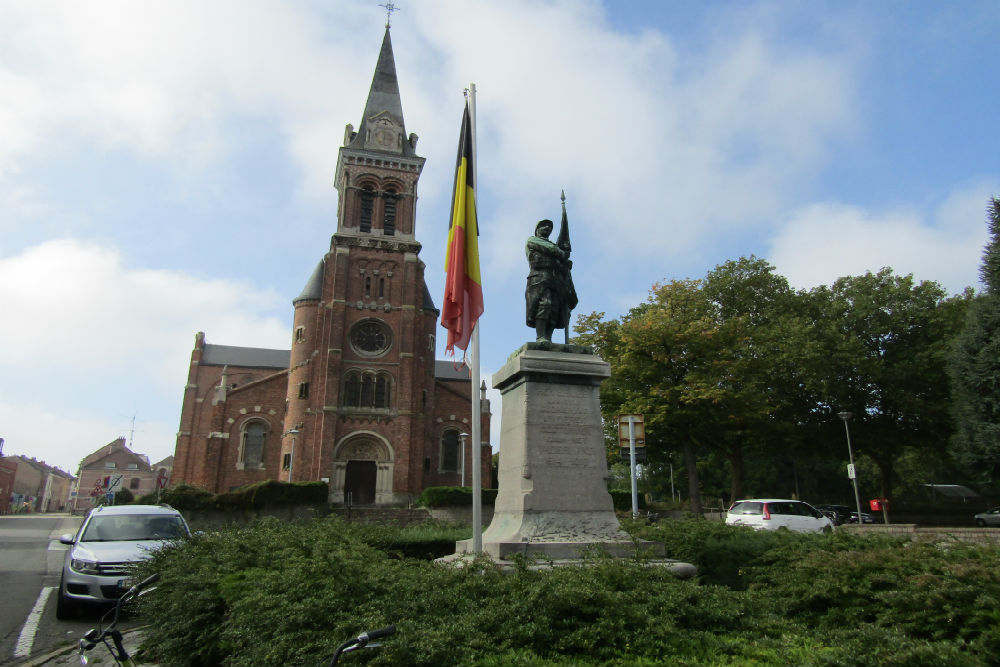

left=350, top=320, right=391, bottom=356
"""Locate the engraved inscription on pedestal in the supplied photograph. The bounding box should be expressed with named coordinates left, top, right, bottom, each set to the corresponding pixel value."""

left=457, top=347, right=662, bottom=559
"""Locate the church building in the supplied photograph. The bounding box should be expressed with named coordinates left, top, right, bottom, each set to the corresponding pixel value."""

left=172, top=27, right=490, bottom=504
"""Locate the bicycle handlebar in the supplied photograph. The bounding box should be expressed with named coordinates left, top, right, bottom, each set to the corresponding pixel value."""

left=359, top=625, right=395, bottom=643
left=125, top=573, right=160, bottom=598
left=328, top=625, right=397, bottom=666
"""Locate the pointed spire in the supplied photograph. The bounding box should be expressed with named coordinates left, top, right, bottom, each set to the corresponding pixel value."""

left=345, top=26, right=416, bottom=156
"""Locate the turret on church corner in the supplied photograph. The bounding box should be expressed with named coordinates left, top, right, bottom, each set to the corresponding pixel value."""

left=172, top=26, right=490, bottom=504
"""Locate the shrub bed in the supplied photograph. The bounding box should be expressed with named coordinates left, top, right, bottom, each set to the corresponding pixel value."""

left=131, top=517, right=999, bottom=666
left=137, top=480, right=328, bottom=512
left=417, top=486, right=498, bottom=508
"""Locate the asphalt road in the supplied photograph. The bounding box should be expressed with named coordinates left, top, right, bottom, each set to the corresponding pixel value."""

left=0, top=513, right=141, bottom=665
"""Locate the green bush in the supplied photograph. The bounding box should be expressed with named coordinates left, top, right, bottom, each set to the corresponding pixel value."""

left=417, top=486, right=498, bottom=507
left=609, top=489, right=647, bottom=511
left=135, top=484, right=214, bottom=511
left=131, top=517, right=997, bottom=666
left=137, top=481, right=327, bottom=512
left=112, top=487, right=134, bottom=505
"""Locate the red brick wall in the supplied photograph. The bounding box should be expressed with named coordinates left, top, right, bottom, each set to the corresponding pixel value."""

left=0, top=458, right=17, bottom=512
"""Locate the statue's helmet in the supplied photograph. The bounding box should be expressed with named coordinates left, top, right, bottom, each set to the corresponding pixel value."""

left=535, top=219, right=554, bottom=235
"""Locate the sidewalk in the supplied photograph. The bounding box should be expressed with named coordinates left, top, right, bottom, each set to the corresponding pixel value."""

left=19, top=629, right=153, bottom=667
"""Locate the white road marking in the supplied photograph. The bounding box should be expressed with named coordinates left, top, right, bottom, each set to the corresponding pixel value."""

left=14, top=586, right=54, bottom=658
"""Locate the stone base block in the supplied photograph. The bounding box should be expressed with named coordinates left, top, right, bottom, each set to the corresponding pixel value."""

left=455, top=536, right=664, bottom=560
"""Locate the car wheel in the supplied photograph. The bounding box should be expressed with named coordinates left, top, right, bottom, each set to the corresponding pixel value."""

left=976, top=518, right=987, bottom=527
left=55, top=579, right=76, bottom=620
left=822, top=525, right=833, bottom=534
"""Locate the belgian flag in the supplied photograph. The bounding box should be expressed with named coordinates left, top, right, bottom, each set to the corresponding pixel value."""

left=441, top=101, right=483, bottom=354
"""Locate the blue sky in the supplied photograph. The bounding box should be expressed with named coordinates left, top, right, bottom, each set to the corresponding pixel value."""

left=1, top=0, right=997, bottom=474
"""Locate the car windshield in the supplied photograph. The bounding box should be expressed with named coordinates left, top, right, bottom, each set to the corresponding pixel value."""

left=81, top=514, right=187, bottom=542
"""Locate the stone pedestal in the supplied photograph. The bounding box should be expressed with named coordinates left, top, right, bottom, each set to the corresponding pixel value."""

left=456, top=345, right=663, bottom=560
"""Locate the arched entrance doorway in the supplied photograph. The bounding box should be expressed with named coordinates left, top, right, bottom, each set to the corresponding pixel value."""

left=331, top=434, right=394, bottom=505
left=345, top=460, right=377, bottom=505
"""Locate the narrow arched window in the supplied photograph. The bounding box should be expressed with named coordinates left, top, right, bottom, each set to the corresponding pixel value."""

left=359, top=187, right=375, bottom=232
left=344, top=373, right=360, bottom=406
left=360, top=375, right=374, bottom=406
left=441, top=429, right=460, bottom=472
left=242, top=421, right=267, bottom=468
left=383, top=192, right=397, bottom=235
left=374, top=375, right=388, bottom=408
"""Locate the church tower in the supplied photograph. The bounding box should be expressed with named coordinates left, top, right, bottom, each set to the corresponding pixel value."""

left=171, top=26, right=490, bottom=504
left=280, top=26, right=438, bottom=504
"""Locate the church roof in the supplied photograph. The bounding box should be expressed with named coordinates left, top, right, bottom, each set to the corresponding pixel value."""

left=345, top=26, right=417, bottom=158
left=201, top=344, right=291, bottom=369
left=294, top=260, right=325, bottom=304
left=435, top=360, right=472, bottom=381
left=422, top=280, right=438, bottom=313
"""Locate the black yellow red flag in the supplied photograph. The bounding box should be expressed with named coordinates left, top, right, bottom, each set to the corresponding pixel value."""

left=441, top=101, right=483, bottom=354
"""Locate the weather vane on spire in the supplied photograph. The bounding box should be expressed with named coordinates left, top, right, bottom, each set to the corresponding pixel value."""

left=379, top=2, right=399, bottom=27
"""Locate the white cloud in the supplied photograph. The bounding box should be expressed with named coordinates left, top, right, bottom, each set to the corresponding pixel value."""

left=0, top=239, right=289, bottom=470
left=768, top=180, right=996, bottom=295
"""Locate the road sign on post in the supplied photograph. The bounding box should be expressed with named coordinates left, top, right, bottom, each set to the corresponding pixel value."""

left=107, top=475, right=123, bottom=493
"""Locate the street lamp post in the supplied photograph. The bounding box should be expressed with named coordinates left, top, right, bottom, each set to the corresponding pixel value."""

left=458, top=432, right=469, bottom=487
left=837, top=412, right=865, bottom=526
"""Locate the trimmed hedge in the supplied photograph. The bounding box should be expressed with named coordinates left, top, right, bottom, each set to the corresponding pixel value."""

left=417, top=486, right=498, bottom=507
left=609, top=489, right=647, bottom=511
left=131, top=517, right=1000, bottom=666
left=418, top=486, right=641, bottom=511
left=137, top=480, right=328, bottom=512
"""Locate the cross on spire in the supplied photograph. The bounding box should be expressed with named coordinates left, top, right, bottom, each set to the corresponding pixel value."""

left=379, top=2, right=399, bottom=28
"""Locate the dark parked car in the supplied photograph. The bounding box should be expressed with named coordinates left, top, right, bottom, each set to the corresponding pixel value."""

left=815, top=504, right=881, bottom=525
left=814, top=504, right=852, bottom=525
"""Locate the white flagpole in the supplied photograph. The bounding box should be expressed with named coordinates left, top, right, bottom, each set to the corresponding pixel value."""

left=467, top=83, right=483, bottom=553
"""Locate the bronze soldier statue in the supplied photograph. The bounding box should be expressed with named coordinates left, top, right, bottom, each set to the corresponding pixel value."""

left=525, top=193, right=578, bottom=343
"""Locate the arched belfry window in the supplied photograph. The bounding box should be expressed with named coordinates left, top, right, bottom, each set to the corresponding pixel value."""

left=382, top=190, right=398, bottom=236
left=240, top=420, right=268, bottom=469
left=341, top=370, right=392, bottom=410
left=359, top=187, right=375, bottom=233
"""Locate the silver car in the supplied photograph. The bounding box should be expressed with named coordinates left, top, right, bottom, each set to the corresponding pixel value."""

left=57, top=504, right=189, bottom=618
left=974, top=506, right=1000, bottom=527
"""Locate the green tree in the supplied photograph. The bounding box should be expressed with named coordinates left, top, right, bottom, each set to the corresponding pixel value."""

left=806, top=268, right=968, bottom=499
left=576, top=279, right=715, bottom=513
left=699, top=257, right=820, bottom=500
left=576, top=257, right=817, bottom=509
left=949, top=197, right=1000, bottom=484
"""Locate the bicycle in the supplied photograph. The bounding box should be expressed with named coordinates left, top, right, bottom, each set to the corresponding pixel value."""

left=78, top=573, right=159, bottom=666
left=328, top=625, right=396, bottom=666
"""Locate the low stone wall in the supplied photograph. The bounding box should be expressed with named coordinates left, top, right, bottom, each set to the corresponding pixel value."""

left=838, top=523, right=1000, bottom=544
left=425, top=505, right=495, bottom=525
left=327, top=506, right=433, bottom=526
left=182, top=503, right=329, bottom=529
left=180, top=504, right=495, bottom=529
